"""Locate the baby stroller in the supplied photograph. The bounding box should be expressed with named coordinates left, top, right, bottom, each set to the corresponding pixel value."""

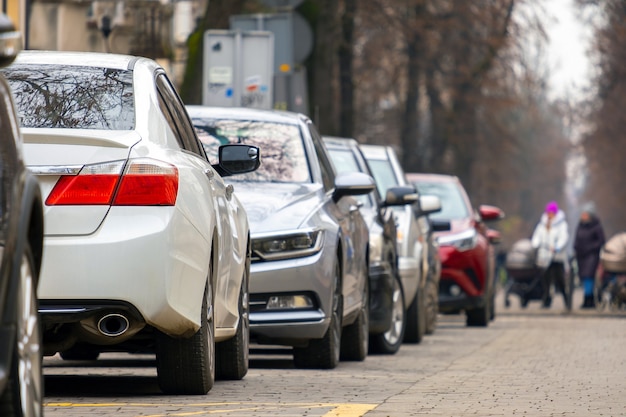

left=596, top=233, right=626, bottom=311
left=504, top=239, right=544, bottom=308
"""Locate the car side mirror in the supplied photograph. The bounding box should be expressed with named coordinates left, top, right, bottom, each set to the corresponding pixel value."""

left=333, top=172, right=375, bottom=202
left=479, top=205, right=505, bottom=222
left=215, top=144, right=260, bottom=177
left=0, top=13, right=21, bottom=68
left=431, top=219, right=451, bottom=232
left=418, top=195, right=442, bottom=216
left=383, top=186, right=418, bottom=207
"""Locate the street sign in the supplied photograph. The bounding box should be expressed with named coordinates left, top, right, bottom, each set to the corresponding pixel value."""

left=202, top=30, right=274, bottom=109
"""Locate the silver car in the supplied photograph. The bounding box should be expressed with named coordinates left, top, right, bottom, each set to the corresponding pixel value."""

left=360, top=144, right=435, bottom=343
left=187, top=106, right=375, bottom=369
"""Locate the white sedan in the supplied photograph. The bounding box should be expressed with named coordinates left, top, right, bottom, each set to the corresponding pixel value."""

left=2, top=51, right=260, bottom=394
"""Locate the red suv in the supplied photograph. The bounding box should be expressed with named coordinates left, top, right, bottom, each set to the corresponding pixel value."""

left=407, top=174, right=503, bottom=327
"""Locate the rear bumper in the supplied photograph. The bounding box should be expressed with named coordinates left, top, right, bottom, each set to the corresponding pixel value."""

left=368, top=262, right=394, bottom=334
left=38, top=206, right=210, bottom=338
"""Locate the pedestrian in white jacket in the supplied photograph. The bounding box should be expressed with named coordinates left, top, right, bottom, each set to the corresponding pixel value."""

left=531, top=201, right=570, bottom=309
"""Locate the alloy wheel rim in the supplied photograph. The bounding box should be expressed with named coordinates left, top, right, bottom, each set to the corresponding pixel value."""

left=384, top=279, right=404, bottom=345
left=17, top=253, right=43, bottom=417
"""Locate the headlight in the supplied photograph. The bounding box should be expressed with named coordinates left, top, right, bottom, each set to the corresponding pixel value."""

left=437, top=228, right=477, bottom=251
left=252, top=229, right=323, bottom=261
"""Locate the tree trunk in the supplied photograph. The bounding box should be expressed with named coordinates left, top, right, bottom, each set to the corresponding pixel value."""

left=308, top=0, right=340, bottom=134
left=339, top=0, right=356, bottom=138
left=179, top=0, right=250, bottom=104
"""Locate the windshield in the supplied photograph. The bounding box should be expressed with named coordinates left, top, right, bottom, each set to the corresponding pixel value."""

left=2, top=64, right=135, bottom=130
left=191, top=118, right=310, bottom=183
left=412, top=181, right=470, bottom=220
left=366, top=159, right=398, bottom=197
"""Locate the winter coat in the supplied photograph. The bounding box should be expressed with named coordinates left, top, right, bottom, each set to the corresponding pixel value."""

left=574, top=216, right=605, bottom=278
left=531, top=209, right=569, bottom=264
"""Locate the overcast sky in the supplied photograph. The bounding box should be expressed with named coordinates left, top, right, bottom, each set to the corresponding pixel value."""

left=542, top=0, right=595, bottom=100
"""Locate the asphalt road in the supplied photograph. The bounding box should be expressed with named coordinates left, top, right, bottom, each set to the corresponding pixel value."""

left=42, top=288, right=626, bottom=416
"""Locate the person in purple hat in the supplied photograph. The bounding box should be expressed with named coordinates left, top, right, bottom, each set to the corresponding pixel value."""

left=531, top=201, right=570, bottom=309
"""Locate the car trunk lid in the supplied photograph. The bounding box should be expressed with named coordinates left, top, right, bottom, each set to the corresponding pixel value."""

left=23, top=128, right=141, bottom=236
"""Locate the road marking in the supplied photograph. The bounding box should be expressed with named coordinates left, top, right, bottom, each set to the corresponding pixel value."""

left=45, top=401, right=378, bottom=416
left=322, top=404, right=378, bottom=416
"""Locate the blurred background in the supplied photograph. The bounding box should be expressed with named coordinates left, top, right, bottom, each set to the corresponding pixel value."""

left=3, top=0, right=624, bottom=250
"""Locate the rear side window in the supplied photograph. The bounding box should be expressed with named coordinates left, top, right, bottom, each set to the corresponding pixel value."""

left=1, top=64, right=135, bottom=130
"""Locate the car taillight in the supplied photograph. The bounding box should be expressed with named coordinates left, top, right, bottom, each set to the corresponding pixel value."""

left=46, top=159, right=179, bottom=206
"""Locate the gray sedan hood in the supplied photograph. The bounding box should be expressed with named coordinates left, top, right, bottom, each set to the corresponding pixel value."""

left=232, top=182, right=325, bottom=233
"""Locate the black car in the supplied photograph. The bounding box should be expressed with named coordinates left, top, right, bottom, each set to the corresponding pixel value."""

left=0, top=15, right=45, bottom=417
left=324, top=137, right=417, bottom=354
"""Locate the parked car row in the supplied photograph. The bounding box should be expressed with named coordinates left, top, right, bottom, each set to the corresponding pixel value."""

left=0, top=44, right=504, bottom=409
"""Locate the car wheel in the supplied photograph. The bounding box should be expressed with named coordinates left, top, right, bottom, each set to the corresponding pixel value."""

left=293, top=261, right=342, bottom=369
left=425, top=280, right=438, bottom=335
left=369, top=275, right=405, bottom=354
left=466, top=296, right=490, bottom=327
left=404, top=287, right=426, bottom=343
left=216, top=248, right=250, bottom=380
left=60, top=344, right=100, bottom=361
left=156, top=278, right=215, bottom=394
left=0, top=243, right=43, bottom=417
left=340, top=278, right=369, bottom=362
left=489, top=290, right=496, bottom=321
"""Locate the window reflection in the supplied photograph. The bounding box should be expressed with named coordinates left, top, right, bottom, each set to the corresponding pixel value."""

left=2, top=64, right=134, bottom=130
left=191, top=118, right=310, bottom=183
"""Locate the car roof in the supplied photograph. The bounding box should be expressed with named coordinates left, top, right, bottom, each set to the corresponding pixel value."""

left=186, top=105, right=308, bottom=125
left=405, top=172, right=461, bottom=183
left=322, top=136, right=359, bottom=149
left=13, top=50, right=140, bottom=71
left=359, top=143, right=390, bottom=160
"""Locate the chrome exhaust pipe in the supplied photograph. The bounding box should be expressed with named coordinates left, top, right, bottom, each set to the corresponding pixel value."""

left=97, top=313, right=130, bottom=337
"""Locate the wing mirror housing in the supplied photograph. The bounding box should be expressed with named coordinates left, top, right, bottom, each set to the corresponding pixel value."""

left=215, top=144, right=260, bottom=177
left=418, top=194, right=442, bottom=216
left=0, top=13, right=21, bottom=68
left=479, top=204, right=505, bottom=222
left=333, top=172, right=375, bottom=202
left=383, top=186, right=418, bottom=207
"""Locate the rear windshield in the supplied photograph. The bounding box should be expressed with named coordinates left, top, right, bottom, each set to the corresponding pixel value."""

left=1, top=64, right=135, bottom=130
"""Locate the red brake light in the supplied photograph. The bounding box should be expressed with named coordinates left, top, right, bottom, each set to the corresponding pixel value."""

left=46, top=159, right=179, bottom=206
left=113, top=160, right=178, bottom=206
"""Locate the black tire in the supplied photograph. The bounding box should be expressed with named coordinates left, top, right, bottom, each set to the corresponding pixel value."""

left=156, top=279, right=215, bottom=395
left=404, top=287, right=426, bottom=343
left=293, top=261, right=342, bottom=369
left=216, top=248, right=250, bottom=380
left=369, top=275, right=405, bottom=354
left=425, top=280, right=438, bottom=335
left=466, top=296, right=490, bottom=327
left=60, top=344, right=100, bottom=361
left=0, top=243, right=44, bottom=417
left=340, top=279, right=369, bottom=361
left=489, top=291, right=496, bottom=321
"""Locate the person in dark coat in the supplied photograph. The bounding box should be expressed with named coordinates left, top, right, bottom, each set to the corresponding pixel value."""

left=573, top=203, right=606, bottom=308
